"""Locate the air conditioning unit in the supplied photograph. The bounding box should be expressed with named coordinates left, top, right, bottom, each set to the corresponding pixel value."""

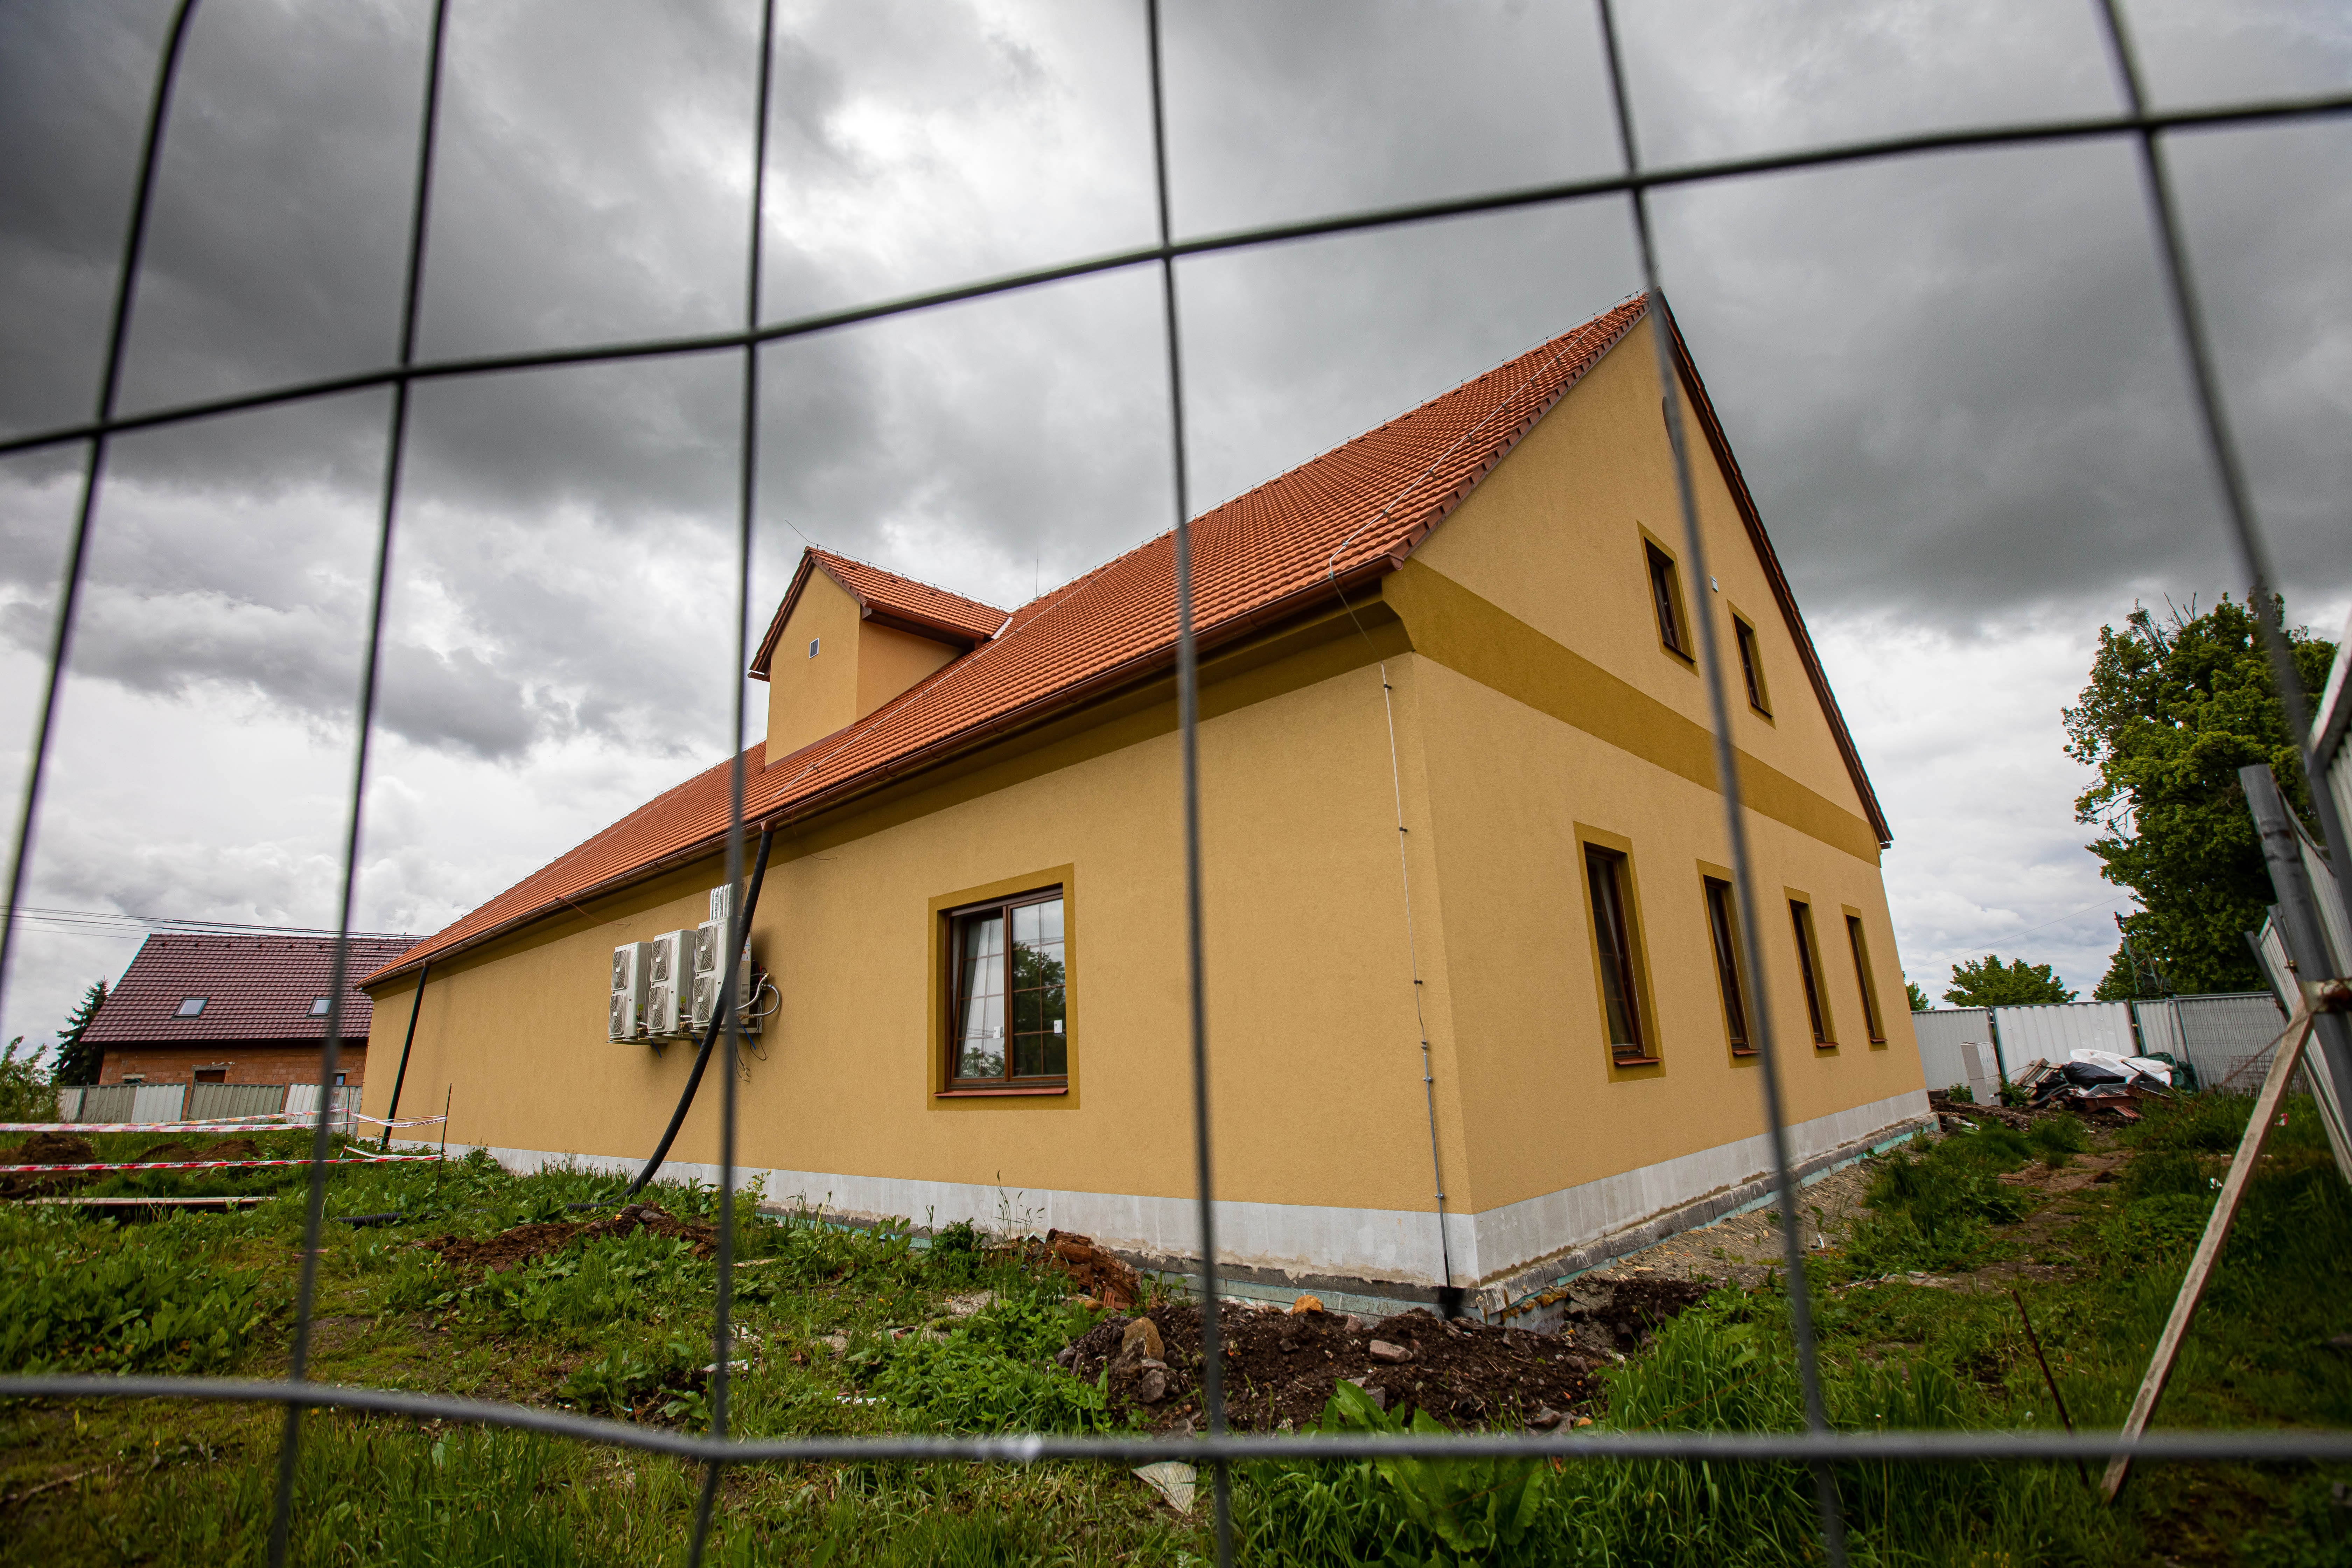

left=608, top=941, right=652, bottom=1041
left=644, top=929, right=696, bottom=1038
left=693, top=918, right=758, bottom=1035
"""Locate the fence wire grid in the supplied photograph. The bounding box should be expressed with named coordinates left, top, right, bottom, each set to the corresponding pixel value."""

left=3, top=1, right=2350, bottom=1566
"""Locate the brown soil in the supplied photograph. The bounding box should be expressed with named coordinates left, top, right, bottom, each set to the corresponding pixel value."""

left=5, top=1131, right=96, bottom=1164
left=1551, top=1275, right=1716, bottom=1354
left=423, top=1202, right=717, bottom=1273
left=132, top=1138, right=261, bottom=1163
left=1062, top=1303, right=1618, bottom=1432
left=0, top=1132, right=98, bottom=1198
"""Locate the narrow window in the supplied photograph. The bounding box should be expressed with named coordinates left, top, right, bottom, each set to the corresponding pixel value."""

left=807, top=637, right=819, bottom=658
left=1790, top=901, right=1829, bottom=1045
left=1586, top=848, right=1646, bottom=1060
left=1645, top=545, right=1688, bottom=657
left=194, top=1068, right=226, bottom=1085
left=1734, top=617, right=1770, bottom=713
left=1846, top=916, right=1887, bottom=1043
left=1706, top=878, right=1751, bottom=1052
left=176, top=997, right=206, bottom=1017
left=948, top=889, right=1066, bottom=1086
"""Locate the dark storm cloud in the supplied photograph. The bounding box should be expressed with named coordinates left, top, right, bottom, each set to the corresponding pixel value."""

left=1, top=2, right=2347, bottom=938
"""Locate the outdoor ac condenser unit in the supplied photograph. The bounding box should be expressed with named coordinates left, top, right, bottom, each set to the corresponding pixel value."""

left=608, top=941, right=652, bottom=1042
left=644, top=929, right=695, bottom=1038
left=692, top=918, right=757, bottom=1035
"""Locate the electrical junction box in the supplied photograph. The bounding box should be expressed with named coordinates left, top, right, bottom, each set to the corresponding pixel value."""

left=644, top=929, right=695, bottom=1038
left=608, top=941, right=652, bottom=1041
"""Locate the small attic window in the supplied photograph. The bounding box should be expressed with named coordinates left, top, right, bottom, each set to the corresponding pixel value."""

left=310, top=997, right=332, bottom=1016
left=808, top=637, right=819, bottom=658
left=176, top=997, right=207, bottom=1017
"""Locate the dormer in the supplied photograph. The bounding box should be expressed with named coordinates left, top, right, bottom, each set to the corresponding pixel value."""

left=750, top=548, right=1008, bottom=761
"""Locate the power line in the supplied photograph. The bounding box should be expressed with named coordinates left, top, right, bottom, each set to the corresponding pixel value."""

left=3, top=905, right=418, bottom=942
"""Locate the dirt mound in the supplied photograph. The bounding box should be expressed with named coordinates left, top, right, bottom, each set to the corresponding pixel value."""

left=1061, top=1303, right=1604, bottom=1432
left=424, top=1202, right=716, bottom=1273
left=7, top=1131, right=97, bottom=1165
left=133, top=1137, right=261, bottom=1164
left=1551, top=1274, right=1714, bottom=1355
left=0, top=1131, right=99, bottom=1199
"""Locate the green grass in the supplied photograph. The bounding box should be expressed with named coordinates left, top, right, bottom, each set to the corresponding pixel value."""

left=4, top=1110, right=2349, bottom=1565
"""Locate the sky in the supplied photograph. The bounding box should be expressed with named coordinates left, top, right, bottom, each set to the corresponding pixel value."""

left=1, top=0, right=2348, bottom=1050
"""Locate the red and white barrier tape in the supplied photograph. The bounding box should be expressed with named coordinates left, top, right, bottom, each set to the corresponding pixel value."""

left=0, top=1112, right=447, bottom=1134
left=1, top=1153, right=443, bottom=1174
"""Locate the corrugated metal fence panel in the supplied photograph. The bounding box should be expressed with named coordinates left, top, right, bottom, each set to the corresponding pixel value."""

left=74, top=1084, right=138, bottom=1122
left=2300, top=822, right=2348, bottom=974
left=1988, top=1001, right=2136, bottom=1069
left=54, top=1086, right=83, bottom=1121
left=1911, top=1008, right=1992, bottom=1094
left=131, top=1083, right=186, bottom=1124
left=2172, top=992, right=2291, bottom=1091
left=282, top=1083, right=357, bottom=1133
left=2331, top=744, right=2351, bottom=870
left=184, top=1082, right=288, bottom=1122
left=2132, top=1000, right=2185, bottom=1060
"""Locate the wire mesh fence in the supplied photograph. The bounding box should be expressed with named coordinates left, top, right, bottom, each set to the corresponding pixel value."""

left=2, top=1, right=2349, bottom=1564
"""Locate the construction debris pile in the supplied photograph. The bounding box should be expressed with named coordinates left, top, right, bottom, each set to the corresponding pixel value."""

left=2010, top=1052, right=2178, bottom=1122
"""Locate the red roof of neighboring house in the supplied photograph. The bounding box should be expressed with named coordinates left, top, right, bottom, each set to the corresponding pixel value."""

left=749, top=550, right=1008, bottom=676
left=90, top=933, right=420, bottom=1044
left=368, top=296, right=1886, bottom=984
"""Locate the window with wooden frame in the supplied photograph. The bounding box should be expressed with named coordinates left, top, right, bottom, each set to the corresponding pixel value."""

left=1585, top=846, right=1650, bottom=1063
left=1704, top=877, right=1752, bottom=1054
left=1846, top=914, right=1888, bottom=1043
left=1789, top=899, right=1833, bottom=1046
left=946, top=888, right=1066, bottom=1087
left=1733, top=615, right=1771, bottom=715
left=1644, top=543, right=1690, bottom=660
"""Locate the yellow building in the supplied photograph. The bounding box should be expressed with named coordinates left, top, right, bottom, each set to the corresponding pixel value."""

left=362, top=296, right=1927, bottom=1318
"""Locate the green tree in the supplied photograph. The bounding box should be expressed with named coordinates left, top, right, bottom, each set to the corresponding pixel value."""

left=1942, top=954, right=2076, bottom=1008
left=1905, top=978, right=1932, bottom=1013
left=2063, top=596, right=2333, bottom=995
left=52, top=979, right=107, bottom=1086
left=0, top=1036, right=53, bottom=1123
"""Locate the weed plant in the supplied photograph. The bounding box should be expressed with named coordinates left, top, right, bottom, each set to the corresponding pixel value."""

left=1843, top=1123, right=2032, bottom=1276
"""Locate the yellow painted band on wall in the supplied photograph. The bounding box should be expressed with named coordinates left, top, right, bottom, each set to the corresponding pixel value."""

left=1380, top=559, right=1882, bottom=864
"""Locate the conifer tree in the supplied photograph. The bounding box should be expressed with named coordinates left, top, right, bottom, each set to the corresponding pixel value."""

left=52, top=978, right=107, bottom=1086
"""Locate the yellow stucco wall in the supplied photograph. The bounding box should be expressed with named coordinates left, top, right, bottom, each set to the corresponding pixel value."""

left=857, top=621, right=961, bottom=721
left=764, top=569, right=862, bottom=758
left=1400, top=313, right=1921, bottom=1219
left=765, top=568, right=966, bottom=758
left=366, top=623, right=1466, bottom=1223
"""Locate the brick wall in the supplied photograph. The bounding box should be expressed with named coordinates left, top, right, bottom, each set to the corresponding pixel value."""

left=99, top=1042, right=367, bottom=1087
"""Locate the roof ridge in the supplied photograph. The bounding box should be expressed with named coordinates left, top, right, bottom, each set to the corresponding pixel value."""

left=809, top=546, right=1006, bottom=619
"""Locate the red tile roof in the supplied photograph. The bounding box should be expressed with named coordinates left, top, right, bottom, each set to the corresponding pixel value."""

left=749, top=550, right=1007, bottom=676
left=368, top=296, right=1886, bottom=983
left=90, top=932, right=421, bottom=1044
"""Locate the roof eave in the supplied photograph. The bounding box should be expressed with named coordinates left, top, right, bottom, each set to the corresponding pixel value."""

left=1655, top=301, right=1894, bottom=848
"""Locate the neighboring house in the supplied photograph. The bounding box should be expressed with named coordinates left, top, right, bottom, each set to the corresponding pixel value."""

left=361, top=296, right=1927, bottom=1311
left=90, top=932, right=417, bottom=1088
